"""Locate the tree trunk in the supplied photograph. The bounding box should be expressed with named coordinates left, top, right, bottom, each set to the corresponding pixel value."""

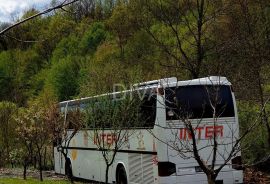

left=38, top=151, right=43, bottom=181
left=23, top=160, right=27, bottom=180
left=39, top=165, right=43, bottom=181
left=62, top=150, right=74, bottom=183
left=207, top=174, right=217, bottom=184
left=105, top=165, right=109, bottom=184
left=43, top=147, right=47, bottom=169
left=33, top=156, right=37, bottom=169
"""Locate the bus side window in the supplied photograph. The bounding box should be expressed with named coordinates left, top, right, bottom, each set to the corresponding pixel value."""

left=66, top=111, right=78, bottom=129
left=92, top=100, right=112, bottom=128
left=139, top=94, right=157, bottom=128
left=65, top=105, right=85, bottom=129
left=165, top=87, right=179, bottom=120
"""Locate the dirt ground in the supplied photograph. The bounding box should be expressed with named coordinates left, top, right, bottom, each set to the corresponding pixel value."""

left=1, top=167, right=270, bottom=183
left=0, top=168, right=65, bottom=180
left=244, top=168, right=270, bottom=184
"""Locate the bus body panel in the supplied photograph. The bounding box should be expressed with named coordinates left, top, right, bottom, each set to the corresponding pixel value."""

left=162, top=84, right=242, bottom=184
left=55, top=129, right=159, bottom=183
left=159, top=169, right=243, bottom=184
left=54, top=147, right=64, bottom=174
left=54, top=76, right=243, bottom=184
left=166, top=118, right=237, bottom=167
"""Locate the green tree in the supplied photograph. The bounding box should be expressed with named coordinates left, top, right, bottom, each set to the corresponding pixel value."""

left=46, top=56, right=81, bottom=101
left=51, top=34, right=80, bottom=62
left=133, top=0, right=229, bottom=79
left=16, top=97, right=56, bottom=181
left=16, top=107, right=36, bottom=180
left=217, top=0, right=270, bottom=150
left=0, top=101, right=17, bottom=167
left=107, top=2, right=137, bottom=59
left=238, top=101, right=270, bottom=163
left=34, top=14, right=77, bottom=61
left=79, top=22, right=109, bottom=55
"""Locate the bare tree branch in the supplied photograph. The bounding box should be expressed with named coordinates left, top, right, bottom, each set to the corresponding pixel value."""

left=0, top=0, right=81, bottom=36
left=3, top=34, right=46, bottom=43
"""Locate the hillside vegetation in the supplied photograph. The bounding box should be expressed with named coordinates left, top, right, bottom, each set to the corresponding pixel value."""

left=0, top=0, right=269, bottom=176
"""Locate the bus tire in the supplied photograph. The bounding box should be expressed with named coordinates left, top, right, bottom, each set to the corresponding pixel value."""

left=116, top=165, right=127, bottom=184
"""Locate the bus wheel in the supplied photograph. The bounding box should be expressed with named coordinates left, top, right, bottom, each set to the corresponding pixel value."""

left=116, top=165, right=127, bottom=184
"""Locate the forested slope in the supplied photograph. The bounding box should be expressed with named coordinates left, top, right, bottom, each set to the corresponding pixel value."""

left=0, top=0, right=269, bottom=170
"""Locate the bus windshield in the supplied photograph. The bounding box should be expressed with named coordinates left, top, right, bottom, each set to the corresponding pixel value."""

left=165, top=85, right=235, bottom=120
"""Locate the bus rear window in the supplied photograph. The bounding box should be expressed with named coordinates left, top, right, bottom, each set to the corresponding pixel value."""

left=165, top=85, right=235, bottom=120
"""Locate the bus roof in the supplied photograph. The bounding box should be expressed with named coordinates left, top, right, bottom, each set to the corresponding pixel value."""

left=59, top=87, right=156, bottom=108
left=59, top=76, right=231, bottom=107
left=177, top=76, right=231, bottom=86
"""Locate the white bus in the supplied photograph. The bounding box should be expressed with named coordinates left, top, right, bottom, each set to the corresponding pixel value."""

left=54, top=76, right=243, bottom=184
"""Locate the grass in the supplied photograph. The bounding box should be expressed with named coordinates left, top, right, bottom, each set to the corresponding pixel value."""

left=0, top=178, right=73, bottom=184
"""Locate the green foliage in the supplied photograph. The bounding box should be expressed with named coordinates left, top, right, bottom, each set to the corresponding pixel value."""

left=107, top=3, right=136, bottom=40
left=33, top=14, right=77, bottom=60
left=79, top=40, right=123, bottom=96
left=79, top=22, right=109, bottom=54
left=46, top=56, right=81, bottom=101
left=125, top=30, right=155, bottom=61
left=15, top=98, right=58, bottom=180
left=0, top=49, right=45, bottom=104
left=0, top=51, right=16, bottom=101
left=9, top=148, right=24, bottom=166
left=85, top=95, right=141, bottom=128
left=238, top=101, right=270, bottom=163
left=0, top=101, right=17, bottom=166
left=52, top=34, right=80, bottom=62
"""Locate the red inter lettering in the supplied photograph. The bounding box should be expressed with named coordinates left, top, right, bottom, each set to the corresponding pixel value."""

left=205, top=125, right=224, bottom=138
left=180, top=125, right=224, bottom=140
left=181, top=128, right=188, bottom=140
left=180, top=128, right=184, bottom=139
left=107, top=134, right=112, bottom=144
left=196, top=127, right=203, bottom=139
left=101, top=133, right=106, bottom=140
left=187, top=129, right=192, bottom=139
left=94, top=133, right=99, bottom=144
left=214, top=126, right=223, bottom=137
left=180, top=127, right=204, bottom=140
left=205, top=126, right=214, bottom=138
left=183, top=128, right=187, bottom=139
